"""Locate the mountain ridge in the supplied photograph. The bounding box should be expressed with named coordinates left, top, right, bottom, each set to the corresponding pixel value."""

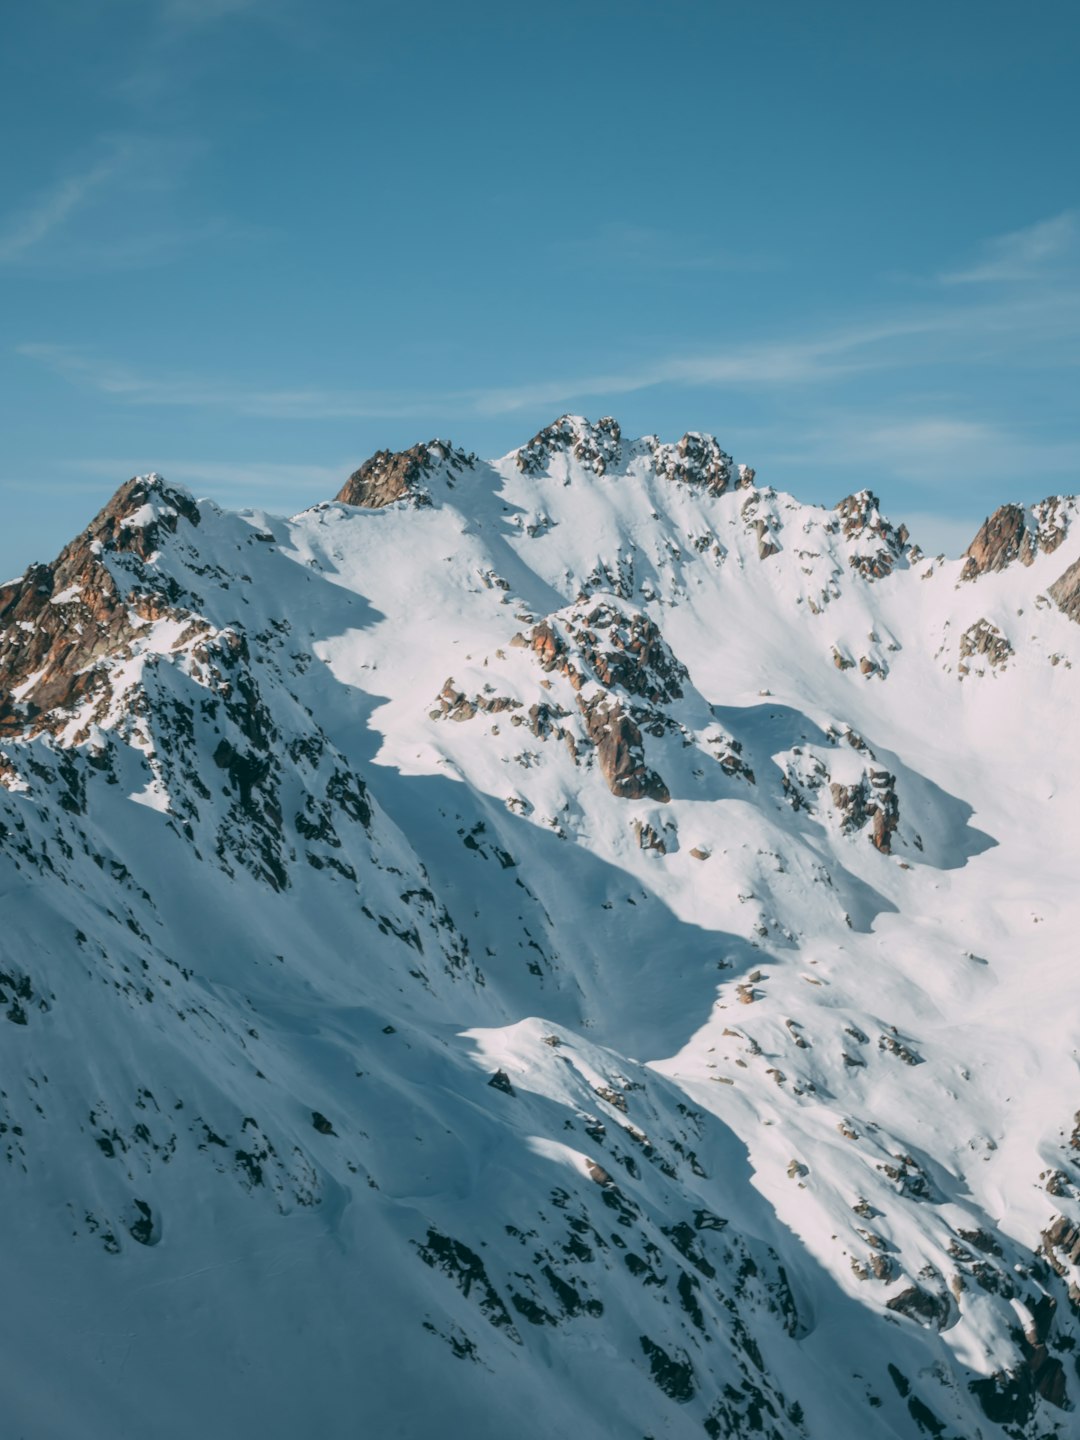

left=2, top=418, right=1080, bottom=1439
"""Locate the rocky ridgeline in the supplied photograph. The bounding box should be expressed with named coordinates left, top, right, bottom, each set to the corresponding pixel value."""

left=0, top=474, right=387, bottom=897
left=5, top=425, right=1080, bottom=1440
left=0, top=475, right=201, bottom=734
left=649, top=430, right=755, bottom=496
left=834, top=489, right=914, bottom=579
left=516, top=414, right=624, bottom=477
left=515, top=415, right=758, bottom=496
left=335, top=439, right=474, bottom=508
left=961, top=497, right=1075, bottom=579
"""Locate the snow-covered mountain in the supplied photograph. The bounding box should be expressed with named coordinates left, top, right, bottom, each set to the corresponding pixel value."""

left=3, top=414, right=1080, bottom=1439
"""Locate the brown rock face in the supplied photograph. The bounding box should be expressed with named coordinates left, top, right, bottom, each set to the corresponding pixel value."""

left=517, top=602, right=681, bottom=801
left=580, top=696, right=669, bottom=802
left=829, top=770, right=899, bottom=853
left=960, top=496, right=1073, bottom=581
left=1049, top=557, right=1080, bottom=623
left=962, top=504, right=1026, bottom=579
left=1040, top=1214, right=1080, bottom=1307
left=0, top=476, right=201, bottom=734
left=336, top=440, right=468, bottom=508
left=884, top=1284, right=950, bottom=1330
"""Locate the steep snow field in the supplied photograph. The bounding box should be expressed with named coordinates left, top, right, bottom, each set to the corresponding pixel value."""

left=1, top=416, right=1079, bottom=1438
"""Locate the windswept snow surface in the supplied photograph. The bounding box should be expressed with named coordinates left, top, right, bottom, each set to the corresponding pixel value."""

left=2, top=421, right=1080, bottom=1438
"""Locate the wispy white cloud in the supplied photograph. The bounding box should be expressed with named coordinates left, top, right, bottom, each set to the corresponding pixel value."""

left=0, top=151, right=126, bottom=264
left=760, top=411, right=1080, bottom=499
left=940, top=211, right=1078, bottom=285
left=0, top=135, right=239, bottom=271
left=16, top=345, right=442, bottom=420
left=18, top=271, right=1080, bottom=425
left=17, top=331, right=883, bottom=423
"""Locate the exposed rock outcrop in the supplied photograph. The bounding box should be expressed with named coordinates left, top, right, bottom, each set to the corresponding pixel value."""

left=962, top=497, right=1074, bottom=580
left=1040, top=1214, right=1080, bottom=1307
left=962, top=505, right=1026, bottom=579
left=958, top=619, right=1013, bottom=676
left=884, top=1283, right=950, bottom=1330
left=830, top=770, right=900, bottom=853
left=336, top=440, right=470, bottom=508
left=651, top=432, right=734, bottom=495
left=580, top=696, right=669, bottom=802
left=834, top=490, right=911, bottom=580
left=516, top=415, right=622, bottom=477
left=1049, top=556, right=1080, bottom=623
left=0, top=475, right=200, bottom=734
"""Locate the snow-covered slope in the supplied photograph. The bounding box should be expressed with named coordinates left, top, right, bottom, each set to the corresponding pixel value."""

left=3, top=415, right=1080, bottom=1438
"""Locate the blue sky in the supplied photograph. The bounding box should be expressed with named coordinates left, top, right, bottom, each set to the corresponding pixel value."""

left=2, top=0, right=1078, bottom=576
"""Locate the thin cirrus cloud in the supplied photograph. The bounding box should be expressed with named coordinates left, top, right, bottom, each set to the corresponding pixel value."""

left=16, top=331, right=890, bottom=424
left=0, top=135, right=235, bottom=271
left=16, top=256, right=1080, bottom=424
left=760, top=412, right=1080, bottom=499
left=0, top=152, right=126, bottom=265
left=939, top=211, right=1078, bottom=285
left=12, top=312, right=991, bottom=424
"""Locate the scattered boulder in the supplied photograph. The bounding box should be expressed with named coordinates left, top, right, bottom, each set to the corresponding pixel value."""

left=958, top=619, right=1013, bottom=676
left=885, top=1284, right=950, bottom=1329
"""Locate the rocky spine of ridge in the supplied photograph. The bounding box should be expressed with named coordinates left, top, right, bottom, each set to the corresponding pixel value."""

left=834, top=490, right=913, bottom=579
left=516, top=414, right=624, bottom=477
left=961, top=497, right=1073, bottom=580
left=649, top=431, right=754, bottom=495
left=335, top=439, right=473, bottom=508
left=9, top=421, right=1080, bottom=1440
left=0, top=475, right=202, bottom=734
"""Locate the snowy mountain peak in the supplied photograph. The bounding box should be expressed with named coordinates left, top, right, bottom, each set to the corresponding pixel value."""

left=514, top=412, right=624, bottom=476
left=833, top=488, right=914, bottom=578
left=335, top=438, right=475, bottom=508
left=961, top=495, right=1075, bottom=579
left=5, top=421, right=1080, bottom=1439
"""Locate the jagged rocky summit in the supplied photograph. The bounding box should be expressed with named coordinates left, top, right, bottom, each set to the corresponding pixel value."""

left=2, top=415, right=1080, bottom=1440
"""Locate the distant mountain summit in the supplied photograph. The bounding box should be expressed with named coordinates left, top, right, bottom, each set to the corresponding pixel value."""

left=2, top=419, right=1080, bottom=1439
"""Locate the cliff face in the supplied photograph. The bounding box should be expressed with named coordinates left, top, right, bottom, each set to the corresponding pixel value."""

left=3, top=420, right=1080, bottom=1440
